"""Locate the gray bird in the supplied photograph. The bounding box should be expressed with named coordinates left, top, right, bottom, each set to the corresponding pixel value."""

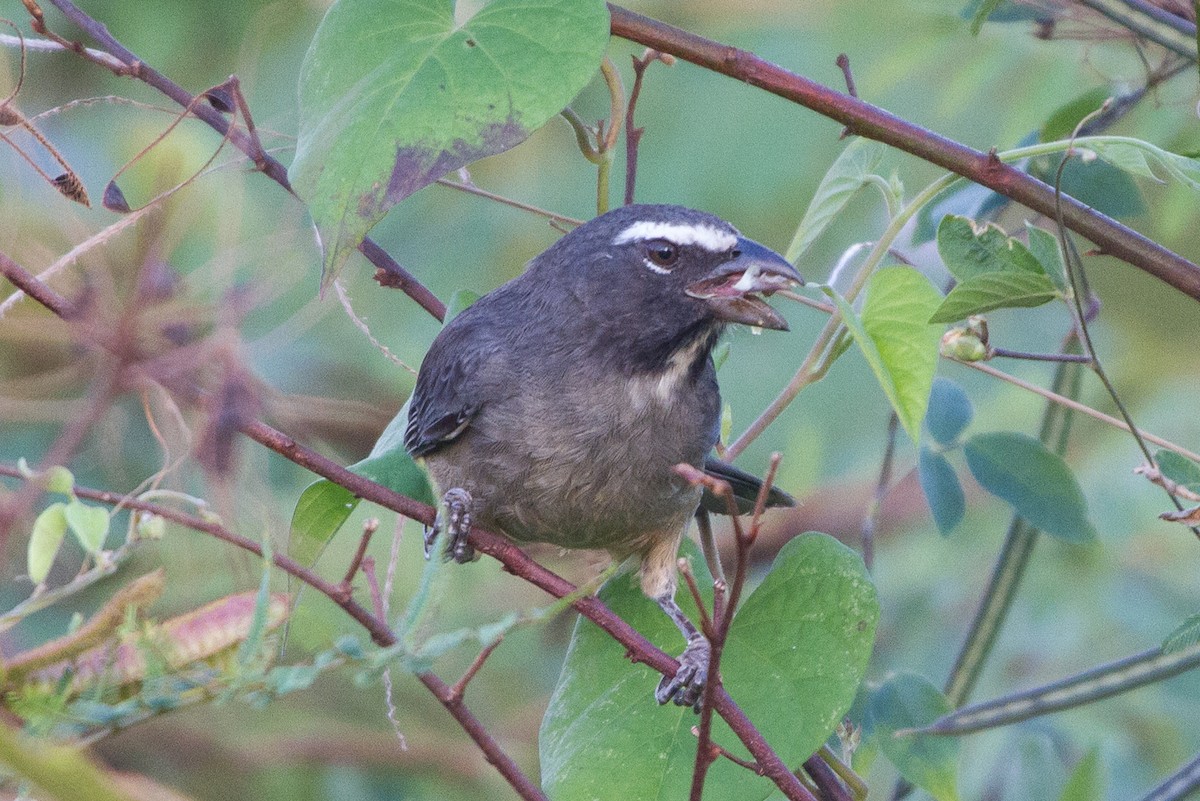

left=404, top=204, right=803, bottom=707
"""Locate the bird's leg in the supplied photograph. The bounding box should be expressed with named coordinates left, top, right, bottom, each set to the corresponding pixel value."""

left=428, top=488, right=477, bottom=563
left=653, top=590, right=711, bottom=710
left=641, top=532, right=710, bottom=710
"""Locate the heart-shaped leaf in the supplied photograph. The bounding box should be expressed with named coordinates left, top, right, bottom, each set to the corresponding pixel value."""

left=290, top=0, right=609, bottom=286
left=541, top=533, right=878, bottom=800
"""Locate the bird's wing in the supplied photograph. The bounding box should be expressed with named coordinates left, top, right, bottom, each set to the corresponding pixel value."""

left=404, top=323, right=495, bottom=458
left=700, top=456, right=795, bottom=515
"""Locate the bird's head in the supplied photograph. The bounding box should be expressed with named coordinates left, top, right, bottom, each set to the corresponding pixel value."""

left=533, top=205, right=804, bottom=336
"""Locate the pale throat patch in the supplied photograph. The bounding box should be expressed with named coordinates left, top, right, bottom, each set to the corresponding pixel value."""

left=612, top=221, right=739, bottom=253
left=628, top=335, right=710, bottom=410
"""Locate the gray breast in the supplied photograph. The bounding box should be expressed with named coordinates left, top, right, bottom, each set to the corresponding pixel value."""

left=425, top=352, right=718, bottom=553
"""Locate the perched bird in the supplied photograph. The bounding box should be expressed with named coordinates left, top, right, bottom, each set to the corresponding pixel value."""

left=404, top=204, right=802, bottom=707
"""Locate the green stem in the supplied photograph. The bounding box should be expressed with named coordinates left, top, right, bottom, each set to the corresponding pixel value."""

left=727, top=170, right=958, bottom=459
left=944, top=343, right=1082, bottom=707
left=922, top=640, right=1200, bottom=736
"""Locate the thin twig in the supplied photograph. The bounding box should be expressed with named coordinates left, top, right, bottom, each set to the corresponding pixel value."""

left=41, top=0, right=447, bottom=323
left=624, top=49, right=672, bottom=205
left=860, top=414, right=899, bottom=571
left=448, top=637, right=504, bottom=702
left=955, top=360, right=1200, bottom=463
left=340, top=518, right=379, bottom=591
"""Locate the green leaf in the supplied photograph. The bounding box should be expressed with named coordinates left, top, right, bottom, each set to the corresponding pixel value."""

left=919, top=447, right=965, bottom=535
left=289, top=479, right=360, bottom=568
left=1033, top=156, right=1145, bottom=220
left=1155, top=449, right=1200, bottom=492
left=43, top=466, right=75, bottom=496
left=969, top=0, right=1007, bottom=33
left=541, top=534, right=878, bottom=800
left=785, top=138, right=886, bottom=262
left=63, top=499, right=110, bottom=554
left=1040, top=87, right=1112, bottom=142
left=1025, top=223, right=1070, bottom=294
left=290, top=0, right=610, bottom=287
left=28, top=502, right=69, bottom=584
left=444, top=289, right=482, bottom=322
left=1058, top=748, right=1104, bottom=801
left=866, top=673, right=961, bottom=801
left=929, top=270, right=1059, bottom=323
left=1084, top=138, right=1200, bottom=192
left=936, top=215, right=1046, bottom=282
left=964, top=432, right=1096, bottom=543
left=289, top=400, right=435, bottom=568
left=1163, top=612, right=1200, bottom=654
left=925, top=377, right=973, bottom=446
left=858, top=267, right=944, bottom=442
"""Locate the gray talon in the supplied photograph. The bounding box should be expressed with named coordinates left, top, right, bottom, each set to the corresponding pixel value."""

left=431, top=488, right=476, bottom=564
left=655, top=635, right=711, bottom=710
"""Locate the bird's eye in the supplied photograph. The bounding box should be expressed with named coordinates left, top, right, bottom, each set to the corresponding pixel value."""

left=645, top=240, right=679, bottom=268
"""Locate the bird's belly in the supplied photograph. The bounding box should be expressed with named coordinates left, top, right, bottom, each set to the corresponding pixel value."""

left=430, top=401, right=710, bottom=552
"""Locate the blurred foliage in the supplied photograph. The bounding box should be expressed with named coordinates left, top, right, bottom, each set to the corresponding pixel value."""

left=1, top=0, right=1200, bottom=799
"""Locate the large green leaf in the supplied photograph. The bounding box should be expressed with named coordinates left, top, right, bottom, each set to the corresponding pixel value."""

left=929, top=270, right=1059, bottom=323
left=540, top=534, right=878, bottom=800
left=290, top=0, right=609, bottom=286
left=936, top=215, right=1046, bottom=282
left=963, top=431, right=1096, bottom=544
left=835, top=267, right=943, bottom=442
left=866, top=673, right=961, bottom=801
left=785, top=138, right=886, bottom=262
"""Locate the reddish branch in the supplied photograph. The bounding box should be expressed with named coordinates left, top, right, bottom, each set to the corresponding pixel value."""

left=0, top=463, right=548, bottom=801
left=41, top=0, right=446, bottom=323
left=0, top=256, right=814, bottom=799
left=607, top=4, right=1200, bottom=303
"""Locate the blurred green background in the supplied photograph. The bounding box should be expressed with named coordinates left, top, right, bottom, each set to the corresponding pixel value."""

left=2, top=0, right=1199, bottom=799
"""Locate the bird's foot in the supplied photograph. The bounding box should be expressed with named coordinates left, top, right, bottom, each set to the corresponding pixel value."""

left=427, top=488, right=476, bottom=563
left=655, top=634, right=711, bottom=710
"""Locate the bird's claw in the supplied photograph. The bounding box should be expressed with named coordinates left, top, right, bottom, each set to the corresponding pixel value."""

left=427, top=488, right=476, bottom=563
left=655, top=635, right=711, bottom=710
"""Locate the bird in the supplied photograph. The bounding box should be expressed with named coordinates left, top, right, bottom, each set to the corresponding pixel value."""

left=404, top=204, right=803, bottom=708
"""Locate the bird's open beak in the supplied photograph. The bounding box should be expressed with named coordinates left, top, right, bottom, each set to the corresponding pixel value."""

left=685, top=238, right=804, bottom=331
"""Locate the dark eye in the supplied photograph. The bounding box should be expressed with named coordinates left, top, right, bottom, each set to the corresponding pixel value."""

left=645, top=239, right=679, bottom=268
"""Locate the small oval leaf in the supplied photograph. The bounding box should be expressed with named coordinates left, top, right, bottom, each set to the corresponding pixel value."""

left=64, top=499, right=111, bottom=554
left=964, top=431, right=1096, bottom=543
left=924, top=377, right=973, bottom=446
left=919, top=447, right=965, bottom=535
left=28, top=502, right=69, bottom=584
left=1155, top=449, right=1200, bottom=492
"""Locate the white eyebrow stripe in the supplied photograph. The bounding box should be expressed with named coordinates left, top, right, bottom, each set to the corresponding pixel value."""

left=612, top=221, right=739, bottom=252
